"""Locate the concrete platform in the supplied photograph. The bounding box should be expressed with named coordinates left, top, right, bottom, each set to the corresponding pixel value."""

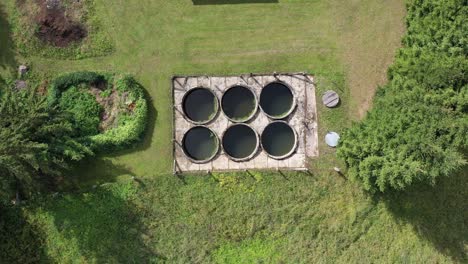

left=172, top=73, right=318, bottom=173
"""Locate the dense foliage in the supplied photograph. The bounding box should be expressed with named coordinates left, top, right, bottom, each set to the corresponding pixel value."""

left=0, top=206, right=45, bottom=263
left=0, top=88, right=93, bottom=203
left=89, top=76, right=148, bottom=150
left=337, top=0, right=468, bottom=192
left=49, top=72, right=148, bottom=151
left=59, top=85, right=103, bottom=136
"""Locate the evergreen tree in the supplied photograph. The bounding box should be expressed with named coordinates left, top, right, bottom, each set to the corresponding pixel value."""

left=0, top=87, right=93, bottom=203
left=337, top=0, right=468, bottom=192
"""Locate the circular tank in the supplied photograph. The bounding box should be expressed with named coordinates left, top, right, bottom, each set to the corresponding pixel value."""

left=222, top=124, right=259, bottom=161
left=261, top=121, right=297, bottom=159
left=182, top=126, right=219, bottom=163
left=260, top=82, right=296, bottom=119
left=221, top=85, right=258, bottom=122
left=182, top=87, right=219, bottom=124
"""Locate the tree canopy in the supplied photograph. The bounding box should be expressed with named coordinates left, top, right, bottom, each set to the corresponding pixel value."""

left=337, top=0, right=468, bottom=192
left=0, top=87, right=93, bottom=203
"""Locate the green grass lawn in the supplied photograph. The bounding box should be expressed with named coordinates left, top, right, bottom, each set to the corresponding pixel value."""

left=2, top=0, right=466, bottom=263
left=3, top=0, right=406, bottom=179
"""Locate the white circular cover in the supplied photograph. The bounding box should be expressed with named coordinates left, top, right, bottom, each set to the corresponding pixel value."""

left=325, top=131, right=340, bottom=147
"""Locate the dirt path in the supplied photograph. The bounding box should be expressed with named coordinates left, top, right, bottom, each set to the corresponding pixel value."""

left=334, top=0, right=406, bottom=119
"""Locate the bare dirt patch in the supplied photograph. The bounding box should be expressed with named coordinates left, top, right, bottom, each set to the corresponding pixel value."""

left=33, top=0, right=87, bottom=47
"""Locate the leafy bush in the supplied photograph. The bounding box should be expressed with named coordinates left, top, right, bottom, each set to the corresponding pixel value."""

left=48, top=71, right=106, bottom=104
left=49, top=72, right=148, bottom=151
left=90, top=76, right=148, bottom=150
left=337, top=0, right=468, bottom=192
left=58, top=86, right=103, bottom=136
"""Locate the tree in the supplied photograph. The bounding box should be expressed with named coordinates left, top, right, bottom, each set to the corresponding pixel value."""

left=0, top=87, right=93, bottom=204
left=337, top=0, right=468, bottom=192
left=338, top=87, right=467, bottom=192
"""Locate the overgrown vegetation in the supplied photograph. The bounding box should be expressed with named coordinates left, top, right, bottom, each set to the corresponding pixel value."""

left=6, top=0, right=114, bottom=59
left=337, top=0, right=468, bottom=192
left=49, top=71, right=148, bottom=151
left=59, top=85, right=103, bottom=136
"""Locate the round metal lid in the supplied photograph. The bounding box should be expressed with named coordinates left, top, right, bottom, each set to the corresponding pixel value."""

left=322, top=90, right=340, bottom=108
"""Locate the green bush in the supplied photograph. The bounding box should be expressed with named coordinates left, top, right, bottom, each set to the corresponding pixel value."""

left=337, top=0, right=468, bottom=192
left=58, top=86, right=103, bottom=136
left=89, top=76, right=148, bottom=150
left=48, top=72, right=148, bottom=151
left=48, top=71, right=106, bottom=105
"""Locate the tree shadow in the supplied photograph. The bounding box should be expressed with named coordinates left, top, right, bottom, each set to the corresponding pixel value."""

left=66, top=84, right=157, bottom=184
left=193, top=0, right=278, bottom=5
left=44, top=183, right=159, bottom=262
left=63, top=157, right=137, bottom=190
left=0, top=4, right=17, bottom=72
left=0, top=206, right=51, bottom=263
left=382, top=167, right=468, bottom=262
left=2, top=162, right=159, bottom=262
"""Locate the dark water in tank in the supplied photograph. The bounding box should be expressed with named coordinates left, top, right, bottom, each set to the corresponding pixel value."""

left=223, top=125, right=258, bottom=159
left=183, top=127, right=218, bottom=161
left=260, top=82, right=293, bottom=118
left=222, top=86, right=256, bottom=121
left=183, top=88, right=217, bottom=122
left=262, top=122, right=295, bottom=157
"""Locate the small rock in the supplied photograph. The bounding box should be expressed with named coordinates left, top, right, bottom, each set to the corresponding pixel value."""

left=46, top=0, right=61, bottom=9
left=15, top=80, right=28, bottom=91
left=18, top=65, right=28, bottom=76
left=102, top=111, right=110, bottom=121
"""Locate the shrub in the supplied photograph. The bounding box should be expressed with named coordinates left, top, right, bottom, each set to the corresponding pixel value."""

left=48, top=72, right=148, bottom=151
left=89, top=76, right=148, bottom=151
left=48, top=71, right=106, bottom=105
left=58, top=86, right=103, bottom=136
left=337, top=0, right=468, bottom=192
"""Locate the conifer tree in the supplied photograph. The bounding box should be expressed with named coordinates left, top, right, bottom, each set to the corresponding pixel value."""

left=337, top=0, right=468, bottom=192
left=0, top=87, right=93, bottom=203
